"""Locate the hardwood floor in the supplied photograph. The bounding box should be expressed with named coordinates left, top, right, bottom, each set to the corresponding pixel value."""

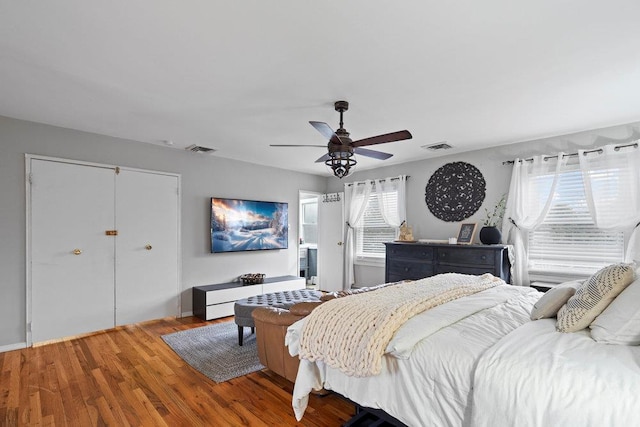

left=0, top=316, right=355, bottom=426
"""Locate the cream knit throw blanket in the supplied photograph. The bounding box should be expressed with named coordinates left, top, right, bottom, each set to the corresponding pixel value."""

left=299, top=273, right=503, bottom=377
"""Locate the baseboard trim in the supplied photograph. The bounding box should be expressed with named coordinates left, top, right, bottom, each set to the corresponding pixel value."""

left=181, top=310, right=193, bottom=318
left=0, top=342, right=27, bottom=353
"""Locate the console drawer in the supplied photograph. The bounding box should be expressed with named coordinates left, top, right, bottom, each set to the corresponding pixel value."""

left=205, top=301, right=235, bottom=320
left=205, top=284, right=262, bottom=305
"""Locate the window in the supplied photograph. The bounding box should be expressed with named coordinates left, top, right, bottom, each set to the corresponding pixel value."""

left=300, top=199, right=317, bottom=244
left=355, top=191, right=398, bottom=260
left=528, top=166, right=624, bottom=277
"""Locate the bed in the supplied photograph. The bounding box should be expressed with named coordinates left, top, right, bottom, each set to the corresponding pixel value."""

left=286, top=267, right=640, bottom=427
left=472, top=318, right=640, bottom=426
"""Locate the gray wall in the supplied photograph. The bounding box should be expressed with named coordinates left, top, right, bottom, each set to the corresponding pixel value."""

left=0, top=116, right=327, bottom=348
left=2, top=115, right=638, bottom=347
left=328, top=121, right=640, bottom=287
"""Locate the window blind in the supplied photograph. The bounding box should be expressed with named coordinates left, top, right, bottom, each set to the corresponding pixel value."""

left=356, top=191, right=397, bottom=257
left=528, top=169, right=624, bottom=275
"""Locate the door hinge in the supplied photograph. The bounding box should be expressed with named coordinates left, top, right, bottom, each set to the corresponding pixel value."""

left=28, top=172, right=33, bottom=184
left=115, top=167, right=120, bottom=175
left=27, top=322, right=32, bottom=332
left=105, top=230, right=118, bottom=236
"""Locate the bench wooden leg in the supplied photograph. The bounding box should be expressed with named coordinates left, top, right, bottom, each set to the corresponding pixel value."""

left=238, top=325, right=243, bottom=346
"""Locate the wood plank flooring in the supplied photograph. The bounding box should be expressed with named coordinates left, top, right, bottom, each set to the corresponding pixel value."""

left=0, top=316, right=355, bottom=426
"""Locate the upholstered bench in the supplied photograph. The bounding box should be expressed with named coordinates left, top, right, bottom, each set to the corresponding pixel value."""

left=250, top=280, right=409, bottom=381
left=233, top=289, right=321, bottom=345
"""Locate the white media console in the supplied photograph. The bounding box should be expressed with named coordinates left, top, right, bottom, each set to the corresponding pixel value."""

left=192, top=275, right=305, bottom=321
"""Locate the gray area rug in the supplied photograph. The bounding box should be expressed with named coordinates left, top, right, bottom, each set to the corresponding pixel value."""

left=162, top=321, right=264, bottom=383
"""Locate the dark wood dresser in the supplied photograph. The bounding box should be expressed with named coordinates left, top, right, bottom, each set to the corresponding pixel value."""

left=384, top=242, right=511, bottom=283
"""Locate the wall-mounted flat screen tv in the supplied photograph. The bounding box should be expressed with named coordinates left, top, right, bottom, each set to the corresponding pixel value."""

left=211, top=197, right=289, bottom=253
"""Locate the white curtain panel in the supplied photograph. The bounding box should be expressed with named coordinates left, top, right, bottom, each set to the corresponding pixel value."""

left=343, top=180, right=373, bottom=289
left=375, top=175, right=407, bottom=230
left=579, top=143, right=640, bottom=262
left=502, top=154, right=568, bottom=286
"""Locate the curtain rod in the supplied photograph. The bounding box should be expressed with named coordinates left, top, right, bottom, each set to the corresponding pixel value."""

left=345, top=175, right=410, bottom=187
left=501, top=142, right=639, bottom=165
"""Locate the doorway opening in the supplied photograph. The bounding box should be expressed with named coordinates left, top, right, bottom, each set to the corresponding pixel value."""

left=299, top=191, right=319, bottom=289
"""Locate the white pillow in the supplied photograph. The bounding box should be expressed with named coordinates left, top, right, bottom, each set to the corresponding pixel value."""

left=556, top=263, right=635, bottom=333
left=590, top=277, right=640, bottom=345
left=530, top=280, right=582, bottom=321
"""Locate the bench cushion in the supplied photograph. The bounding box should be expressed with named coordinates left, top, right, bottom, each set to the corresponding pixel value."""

left=234, top=289, right=321, bottom=328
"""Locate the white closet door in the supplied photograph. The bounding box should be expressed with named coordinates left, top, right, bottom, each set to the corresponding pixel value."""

left=115, top=169, right=179, bottom=325
left=317, top=193, right=345, bottom=292
left=30, top=159, right=116, bottom=343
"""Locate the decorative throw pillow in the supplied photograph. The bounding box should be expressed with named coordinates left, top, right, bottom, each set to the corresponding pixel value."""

left=530, top=280, right=582, bottom=321
left=556, top=263, right=635, bottom=333
left=590, top=278, right=640, bottom=345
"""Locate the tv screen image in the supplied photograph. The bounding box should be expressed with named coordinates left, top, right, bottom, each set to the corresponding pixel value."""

left=210, top=198, right=288, bottom=253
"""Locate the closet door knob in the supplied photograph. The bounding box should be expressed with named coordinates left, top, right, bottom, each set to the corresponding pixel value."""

left=145, top=244, right=152, bottom=250
left=73, top=249, right=82, bottom=255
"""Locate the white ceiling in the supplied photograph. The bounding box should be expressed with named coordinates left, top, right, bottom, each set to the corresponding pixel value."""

left=1, top=1, right=640, bottom=177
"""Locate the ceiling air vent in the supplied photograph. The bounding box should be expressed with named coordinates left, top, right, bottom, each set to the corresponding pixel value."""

left=422, top=142, right=453, bottom=151
left=185, top=144, right=216, bottom=154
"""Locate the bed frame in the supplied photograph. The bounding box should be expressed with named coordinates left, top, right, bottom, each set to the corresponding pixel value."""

left=342, top=398, right=407, bottom=427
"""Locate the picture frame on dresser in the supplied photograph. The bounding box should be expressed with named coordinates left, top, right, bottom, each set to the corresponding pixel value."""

left=457, top=222, right=477, bottom=244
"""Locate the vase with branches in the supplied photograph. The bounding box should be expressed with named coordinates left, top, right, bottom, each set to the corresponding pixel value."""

left=482, top=194, right=506, bottom=227
left=480, top=194, right=506, bottom=244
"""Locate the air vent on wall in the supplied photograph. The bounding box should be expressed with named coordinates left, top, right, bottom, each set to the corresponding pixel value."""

left=185, top=144, right=216, bottom=154
left=422, top=142, right=453, bottom=151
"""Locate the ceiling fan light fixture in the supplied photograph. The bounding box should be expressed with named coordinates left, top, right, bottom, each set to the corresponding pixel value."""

left=271, top=100, right=412, bottom=177
left=325, top=151, right=357, bottom=179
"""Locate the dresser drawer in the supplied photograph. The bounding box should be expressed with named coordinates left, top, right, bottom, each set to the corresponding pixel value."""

left=436, top=264, right=496, bottom=276
left=386, top=244, right=434, bottom=261
left=387, top=260, right=434, bottom=281
left=437, top=248, right=495, bottom=266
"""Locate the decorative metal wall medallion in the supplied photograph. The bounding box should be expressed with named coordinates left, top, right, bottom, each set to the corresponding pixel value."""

left=425, top=162, right=486, bottom=222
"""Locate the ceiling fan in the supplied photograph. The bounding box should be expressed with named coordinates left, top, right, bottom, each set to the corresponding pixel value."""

left=270, top=100, right=412, bottom=178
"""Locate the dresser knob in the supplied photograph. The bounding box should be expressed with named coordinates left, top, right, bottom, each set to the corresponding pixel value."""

left=481, top=255, right=486, bottom=260
left=404, top=267, right=410, bottom=272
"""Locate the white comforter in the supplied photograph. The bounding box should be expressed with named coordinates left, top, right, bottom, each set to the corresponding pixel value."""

left=472, top=318, right=640, bottom=427
left=287, top=284, right=541, bottom=426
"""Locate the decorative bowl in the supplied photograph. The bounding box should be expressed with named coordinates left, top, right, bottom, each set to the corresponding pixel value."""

left=239, top=273, right=265, bottom=285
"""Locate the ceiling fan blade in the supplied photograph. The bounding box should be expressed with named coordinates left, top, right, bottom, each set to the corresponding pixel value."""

left=270, top=144, right=326, bottom=147
left=354, top=147, right=393, bottom=160
left=309, top=121, right=342, bottom=144
left=352, top=130, right=413, bottom=147
left=315, top=153, right=331, bottom=163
